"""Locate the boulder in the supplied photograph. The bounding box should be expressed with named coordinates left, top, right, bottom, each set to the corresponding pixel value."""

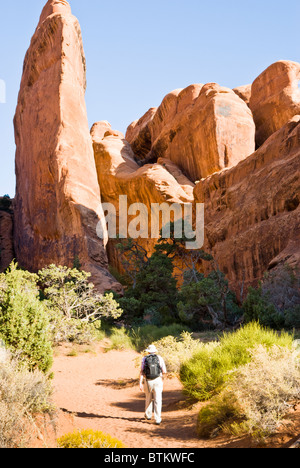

left=126, top=83, right=256, bottom=182
left=249, top=60, right=300, bottom=146
left=13, top=0, right=120, bottom=293
left=233, top=84, right=252, bottom=106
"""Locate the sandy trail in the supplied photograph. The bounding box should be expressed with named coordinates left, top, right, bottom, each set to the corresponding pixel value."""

left=37, top=345, right=300, bottom=449
left=50, top=346, right=210, bottom=449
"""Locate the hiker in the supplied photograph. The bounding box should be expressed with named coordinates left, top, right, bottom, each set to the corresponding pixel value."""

left=139, top=344, right=167, bottom=425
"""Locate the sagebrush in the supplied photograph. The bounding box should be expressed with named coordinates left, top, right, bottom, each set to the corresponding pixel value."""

left=0, top=356, right=54, bottom=448
left=180, top=322, right=294, bottom=401
left=197, top=344, right=300, bottom=441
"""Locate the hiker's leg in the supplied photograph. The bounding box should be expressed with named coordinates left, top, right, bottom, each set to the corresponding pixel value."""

left=144, top=380, right=153, bottom=419
left=153, top=377, right=163, bottom=424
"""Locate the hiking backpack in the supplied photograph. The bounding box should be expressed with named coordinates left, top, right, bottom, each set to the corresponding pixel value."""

left=144, top=354, right=162, bottom=380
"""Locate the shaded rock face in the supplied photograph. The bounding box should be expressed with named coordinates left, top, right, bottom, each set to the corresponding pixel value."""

left=249, top=60, right=300, bottom=147
left=91, top=121, right=194, bottom=273
left=233, top=84, right=252, bottom=106
left=13, top=0, right=121, bottom=293
left=0, top=207, right=14, bottom=272
left=126, top=83, right=256, bottom=182
left=194, top=116, right=300, bottom=297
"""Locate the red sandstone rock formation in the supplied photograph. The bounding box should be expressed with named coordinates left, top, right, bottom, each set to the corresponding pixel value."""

left=126, top=83, right=256, bottom=182
left=233, top=84, right=252, bottom=106
left=13, top=0, right=120, bottom=293
left=12, top=0, right=300, bottom=299
left=194, top=116, right=300, bottom=297
left=249, top=60, right=300, bottom=147
left=91, top=121, right=195, bottom=268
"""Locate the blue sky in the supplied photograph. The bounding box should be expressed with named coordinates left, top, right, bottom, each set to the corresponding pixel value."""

left=0, top=0, right=299, bottom=197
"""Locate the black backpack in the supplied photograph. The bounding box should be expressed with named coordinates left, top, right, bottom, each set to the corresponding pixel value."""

left=144, top=354, right=162, bottom=380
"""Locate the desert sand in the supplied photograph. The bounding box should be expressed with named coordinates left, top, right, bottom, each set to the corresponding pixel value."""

left=28, top=343, right=300, bottom=449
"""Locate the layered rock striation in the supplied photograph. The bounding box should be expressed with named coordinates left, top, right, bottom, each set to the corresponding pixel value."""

left=124, top=60, right=300, bottom=293
left=194, top=116, right=300, bottom=296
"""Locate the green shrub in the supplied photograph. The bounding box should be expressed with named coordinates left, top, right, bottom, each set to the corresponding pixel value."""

left=243, top=264, right=300, bottom=330
left=152, top=332, right=215, bottom=374
left=57, top=429, right=126, bottom=448
left=101, top=323, right=189, bottom=352
left=39, top=265, right=123, bottom=323
left=0, top=263, right=53, bottom=373
left=243, top=286, right=284, bottom=329
left=47, top=309, right=98, bottom=345
left=130, top=323, right=188, bottom=352
left=107, top=327, right=135, bottom=351
left=197, top=393, right=242, bottom=439
left=178, top=271, right=241, bottom=330
left=197, top=344, right=300, bottom=441
left=180, top=322, right=293, bottom=401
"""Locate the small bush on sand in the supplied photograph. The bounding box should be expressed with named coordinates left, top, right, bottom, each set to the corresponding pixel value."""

left=197, top=344, right=300, bottom=441
left=0, top=356, right=54, bottom=448
left=130, top=324, right=188, bottom=352
left=57, top=429, right=126, bottom=448
left=104, top=324, right=189, bottom=352
left=107, top=327, right=135, bottom=351
left=180, top=322, right=293, bottom=401
left=153, top=332, right=217, bottom=374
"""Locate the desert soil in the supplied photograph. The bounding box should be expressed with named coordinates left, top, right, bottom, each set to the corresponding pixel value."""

left=32, top=343, right=300, bottom=449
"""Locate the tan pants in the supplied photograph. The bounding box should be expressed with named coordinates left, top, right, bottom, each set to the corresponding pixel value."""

left=144, top=377, right=163, bottom=423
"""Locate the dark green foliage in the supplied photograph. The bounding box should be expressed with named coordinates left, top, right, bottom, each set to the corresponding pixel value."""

left=243, top=264, right=300, bottom=330
left=116, top=224, right=242, bottom=329
left=0, top=262, right=53, bottom=373
left=0, top=195, right=12, bottom=212
left=118, top=247, right=178, bottom=325
left=178, top=270, right=241, bottom=330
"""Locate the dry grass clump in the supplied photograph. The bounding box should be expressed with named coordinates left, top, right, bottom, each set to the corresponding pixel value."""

left=197, top=345, right=300, bottom=441
left=0, top=356, right=54, bottom=448
left=153, top=332, right=217, bottom=374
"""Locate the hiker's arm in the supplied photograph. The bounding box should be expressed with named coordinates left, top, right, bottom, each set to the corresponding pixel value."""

left=161, top=358, right=167, bottom=378
left=139, top=358, right=145, bottom=391
left=139, top=371, right=145, bottom=391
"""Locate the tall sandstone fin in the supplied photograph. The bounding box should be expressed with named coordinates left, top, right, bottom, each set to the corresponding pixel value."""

left=14, top=0, right=121, bottom=293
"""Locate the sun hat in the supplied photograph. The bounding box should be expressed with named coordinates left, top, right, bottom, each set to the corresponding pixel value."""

left=145, top=344, right=158, bottom=354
